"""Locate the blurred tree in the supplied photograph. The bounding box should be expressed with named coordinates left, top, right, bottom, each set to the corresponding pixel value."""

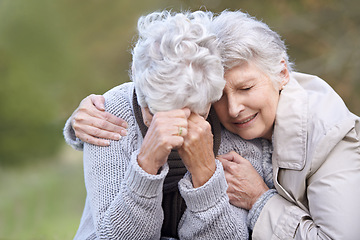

left=0, top=0, right=68, bottom=165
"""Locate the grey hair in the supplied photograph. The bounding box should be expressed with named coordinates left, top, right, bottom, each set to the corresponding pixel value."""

left=131, top=10, right=225, bottom=115
left=211, top=10, right=294, bottom=87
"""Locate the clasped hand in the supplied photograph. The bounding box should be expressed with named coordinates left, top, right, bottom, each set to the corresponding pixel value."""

left=138, top=109, right=216, bottom=188
left=217, top=152, right=269, bottom=210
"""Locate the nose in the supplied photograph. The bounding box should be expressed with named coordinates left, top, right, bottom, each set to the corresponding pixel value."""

left=227, top=93, right=245, bottom=118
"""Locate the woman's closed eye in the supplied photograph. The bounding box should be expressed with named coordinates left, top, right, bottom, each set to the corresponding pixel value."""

left=240, top=85, right=253, bottom=91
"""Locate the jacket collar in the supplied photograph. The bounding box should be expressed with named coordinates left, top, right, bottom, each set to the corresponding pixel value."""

left=272, top=74, right=308, bottom=170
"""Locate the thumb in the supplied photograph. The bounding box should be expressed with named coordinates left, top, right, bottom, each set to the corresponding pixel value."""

left=182, top=108, right=191, bottom=118
left=217, top=156, right=230, bottom=169
left=90, top=94, right=106, bottom=111
left=218, top=151, right=245, bottom=164
left=217, top=151, right=236, bottom=162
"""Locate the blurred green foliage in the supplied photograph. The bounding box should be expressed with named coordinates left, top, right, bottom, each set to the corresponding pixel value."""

left=0, top=149, right=85, bottom=239
left=0, top=0, right=359, bottom=166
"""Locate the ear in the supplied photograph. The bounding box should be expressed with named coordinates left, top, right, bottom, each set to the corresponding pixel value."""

left=279, top=59, right=290, bottom=90
left=141, top=107, right=153, bottom=127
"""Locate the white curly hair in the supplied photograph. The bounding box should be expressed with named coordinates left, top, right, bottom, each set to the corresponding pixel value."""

left=131, top=10, right=225, bottom=115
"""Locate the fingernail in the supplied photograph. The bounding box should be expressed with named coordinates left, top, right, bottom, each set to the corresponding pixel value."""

left=121, top=122, right=128, bottom=128
left=114, top=134, right=121, bottom=140
left=120, top=129, right=127, bottom=136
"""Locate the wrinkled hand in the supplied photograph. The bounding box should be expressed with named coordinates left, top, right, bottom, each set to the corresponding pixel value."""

left=138, top=109, right=190, bottom=175
left=178, top=113, right=216, bottom=188
left=217, top=151, right=269, bottom=210
left=71, top=94, right=128, bottom=146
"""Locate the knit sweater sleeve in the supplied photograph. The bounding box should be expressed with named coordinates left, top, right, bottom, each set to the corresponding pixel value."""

left=82, top=83, right=166, bottom=239
left=178, top=160, right=249, bottom=240
left=63, top=113, right=84, bottom=151
left=217, top=129, right=277, bottom=234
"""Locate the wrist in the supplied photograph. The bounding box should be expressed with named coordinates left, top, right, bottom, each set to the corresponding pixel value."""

left=137, top=152, right=161, bottom=175
left=190, top=161, right=216, bottom=188
left=250, top=185, right=269, bottom=209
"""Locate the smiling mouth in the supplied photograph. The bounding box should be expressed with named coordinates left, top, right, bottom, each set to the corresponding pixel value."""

left=238, top=113, right=257, bottom=124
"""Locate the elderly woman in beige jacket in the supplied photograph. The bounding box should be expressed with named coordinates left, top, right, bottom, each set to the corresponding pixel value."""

left=211, top=11, right=360, bottom=239
left=66, top=10, right=360, bottom=239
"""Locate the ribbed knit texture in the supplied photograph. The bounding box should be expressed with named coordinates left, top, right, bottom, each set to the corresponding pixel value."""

left=64, top=82, right=274, bottom=239
left=247, top=189, right=277, bottom=230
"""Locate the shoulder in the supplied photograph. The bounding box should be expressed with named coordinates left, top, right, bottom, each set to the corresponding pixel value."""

left=291, top=72, right=354, bottom=126
left=284, top=72, right=357, bottom=135
left=274, top=73, right=358, bottom=170
left=103, top=82, right=135, bottom=119
left=295, top=72, right=358, bottom=131
left=289, top=72, right=359, bottom=167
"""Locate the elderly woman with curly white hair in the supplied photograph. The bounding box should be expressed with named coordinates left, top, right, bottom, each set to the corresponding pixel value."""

left=68, top=10, right=360, bottom=240
left=64, top=10, right=275, bottom=240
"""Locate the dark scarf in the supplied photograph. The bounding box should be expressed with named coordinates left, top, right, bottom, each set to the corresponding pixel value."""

left=132, top=90, right=221, bottom=238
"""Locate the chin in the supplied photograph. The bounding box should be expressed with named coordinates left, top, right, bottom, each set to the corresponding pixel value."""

left=237, top=130, right=262, bottom=140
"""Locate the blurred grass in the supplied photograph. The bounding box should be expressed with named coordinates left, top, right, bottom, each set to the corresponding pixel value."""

left=0, top=146, right=85, bottom=240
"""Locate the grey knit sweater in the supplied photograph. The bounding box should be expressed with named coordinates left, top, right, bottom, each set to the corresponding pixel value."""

left=64, top=82, right=275, bottom=240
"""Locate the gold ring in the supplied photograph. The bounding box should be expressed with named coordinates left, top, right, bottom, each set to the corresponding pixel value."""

left=178, top=126, right=183, bottom=136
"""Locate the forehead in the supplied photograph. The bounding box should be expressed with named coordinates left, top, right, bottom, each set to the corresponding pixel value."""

left=224, top=62, right=262, bottom=85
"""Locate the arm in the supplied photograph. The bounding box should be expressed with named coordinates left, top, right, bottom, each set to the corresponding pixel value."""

left=63, top=94, right=128, bottom=150
left=82, top=88, right=166, bottom=239
left=85, top=142, right=167, bottom=239
left=220, top=127, right=360, bottom=239
left=178, top=160, right=249, bottom=240
left=84, top=89, right=191, bottom=238
left=177, top=114, right=249, bottom=239
left=217, top=151, right=277, bottom=233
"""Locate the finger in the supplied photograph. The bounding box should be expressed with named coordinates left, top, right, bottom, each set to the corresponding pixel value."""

left=81, top=95, right=128, bottom=130
left=187, top=112, right=205, bottom=122
left=151, top=135, right=185, bottom=152
left=223, top=169, right=233, bottom=183
left=219, top=158, right=241, bottom=176
left=85, top=106, right=128, bottom=130
left=218, top=157, right=229, bottom=168
left=151, top=114, right=188, bottom=134
left=78, top=132, right=111, bottom=146
left=170, top=135, right=185, bottom=149
left=73, top=114, right=124, bottom=140
left=217, top=153, right=235, bottom=163
left=182, top=108, right=191, bottom=118
left=186, top=114, right=212, bottom=137
left=219, top=158, right=235, bottom=173
left=80, top=125, right=124, bottom=141
left=77, top=111, right=128, bottom=136
left=217, top=151, right=241, bottom=162
left=157, top=108, right=190, bottom=120
left=227, top=151, right=247, bottom=164
left=101, top=112, right=128, bottom=132
left=89, top=94, right=106, bottom=111
left=175, top=126, right=188, bottom=137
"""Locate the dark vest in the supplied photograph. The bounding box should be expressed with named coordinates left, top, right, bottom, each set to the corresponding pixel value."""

left=132, top=90, right=221, bottom=238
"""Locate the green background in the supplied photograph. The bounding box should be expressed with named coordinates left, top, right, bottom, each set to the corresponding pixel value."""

left=1, top=0, right=359, bottom=239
